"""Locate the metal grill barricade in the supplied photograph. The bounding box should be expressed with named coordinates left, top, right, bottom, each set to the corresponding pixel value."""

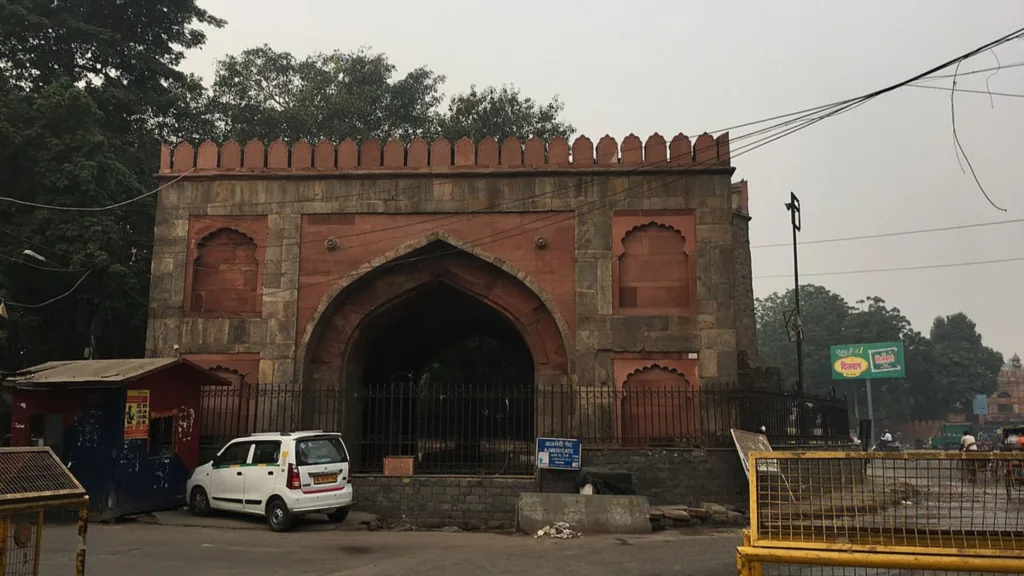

left=0, top=448, right=89, bottom=576
left=737, top=451, right=1024, bottom=575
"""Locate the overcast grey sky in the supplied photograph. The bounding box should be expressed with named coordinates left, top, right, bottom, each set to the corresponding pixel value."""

left=180, top=0, right=1024, bottom=358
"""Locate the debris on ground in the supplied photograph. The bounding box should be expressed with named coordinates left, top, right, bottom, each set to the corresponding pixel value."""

left=650, top=503, right=749, bottom=530
left=534, top=522, right=581, bottom=539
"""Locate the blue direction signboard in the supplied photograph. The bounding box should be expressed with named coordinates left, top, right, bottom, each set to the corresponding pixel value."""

left=536, top=437, right=581, bottom=470
left=973, top=394, right=989, bottom=416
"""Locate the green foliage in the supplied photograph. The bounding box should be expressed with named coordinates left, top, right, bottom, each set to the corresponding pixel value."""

left=755, top=285, right=850, bottom=396
left=205, top=45, right=573, bottom=144
left=0, top=0, right=223, bottom=368
left=913, top=313, right=1004, bottom=420
left=755, top=285, right=1004, bottom=424
left=438, top=85, right=574, bottom=143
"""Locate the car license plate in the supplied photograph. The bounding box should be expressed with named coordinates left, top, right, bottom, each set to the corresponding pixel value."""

left=313, top=474, right=337, bottom=485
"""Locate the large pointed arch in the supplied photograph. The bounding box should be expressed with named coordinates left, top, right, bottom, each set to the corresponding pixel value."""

left=294, top=232, right=574, bottom=475
left=295, top=230, right=574, bottom=389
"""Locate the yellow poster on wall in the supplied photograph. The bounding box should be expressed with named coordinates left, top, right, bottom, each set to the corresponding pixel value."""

left=124, top=389, right=150, bottom=440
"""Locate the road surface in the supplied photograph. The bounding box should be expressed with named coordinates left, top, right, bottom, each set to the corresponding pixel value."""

left=35, top=523, right=744, bottom=576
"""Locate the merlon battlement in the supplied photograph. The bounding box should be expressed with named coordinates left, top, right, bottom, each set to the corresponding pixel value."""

left=159, top=132, right=731, bottom=174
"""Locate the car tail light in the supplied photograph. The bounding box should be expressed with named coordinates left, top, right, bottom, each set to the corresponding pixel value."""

left=287, top=463, right=301, bottom=490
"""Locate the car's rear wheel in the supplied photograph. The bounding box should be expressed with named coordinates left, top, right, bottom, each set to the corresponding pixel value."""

left=190, top=487, right=211, bottom=517
left=266, top=498, right=294, bottom=532
left=327, top=507, right=350, bottom=523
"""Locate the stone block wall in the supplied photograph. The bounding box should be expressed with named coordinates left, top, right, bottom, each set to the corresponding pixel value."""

left=353, top=448, right=751, bottom=526
left=351, top=476, right=533, bottom=529
left=540, top=448, right=748, bottom=509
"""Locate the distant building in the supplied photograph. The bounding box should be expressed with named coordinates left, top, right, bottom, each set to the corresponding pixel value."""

left=983, top=353, right=1024, bottom=426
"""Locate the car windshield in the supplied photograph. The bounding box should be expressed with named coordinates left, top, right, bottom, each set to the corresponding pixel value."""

left=296, top=437, right=348, bottom=465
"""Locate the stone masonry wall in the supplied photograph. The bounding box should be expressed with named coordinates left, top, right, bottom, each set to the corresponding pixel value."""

left=353, top=448, right=749, bottom=527
left=732, top=212, right=757, bottom=362
left=351, top=476, right=533, bottom=529
left=539, top=448, right=748, bottom=509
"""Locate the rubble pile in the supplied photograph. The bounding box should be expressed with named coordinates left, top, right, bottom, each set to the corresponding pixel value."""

left=534, top=522, right=582, bottom=539
left=649, top=502, right=749, bottom=530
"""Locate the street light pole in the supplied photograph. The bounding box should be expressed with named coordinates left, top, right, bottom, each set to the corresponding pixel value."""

left=785, top=192, right=804, bottom=395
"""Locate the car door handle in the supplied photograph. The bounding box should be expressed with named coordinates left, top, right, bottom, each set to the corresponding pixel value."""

left=236, top=471, right=243, bottom=476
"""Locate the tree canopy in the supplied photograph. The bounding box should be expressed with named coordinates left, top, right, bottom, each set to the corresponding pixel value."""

left=755, top=285, right=1004, bottom=424
left=0, top=0, right=224, bottom=366
left=203, top=45, right=573, bottom=144
left=0, top=2, right=574, bottom=370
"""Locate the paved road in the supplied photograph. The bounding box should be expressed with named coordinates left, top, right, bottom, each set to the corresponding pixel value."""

left=35, top=523, right=744, bottom=576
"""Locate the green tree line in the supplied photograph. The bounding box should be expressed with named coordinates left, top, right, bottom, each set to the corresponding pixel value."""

left=0, top=1, right=574, bottom=369
left=756, top=285, right=1004, bottom=424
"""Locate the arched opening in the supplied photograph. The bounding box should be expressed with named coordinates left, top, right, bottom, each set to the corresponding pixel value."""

left=351, top=281, right=535, bottom=475
left=302, top=239, right=571, bottom=476
left=621, top=365, right=699, bottom=447
left=190, top=228, right=260, bottom=315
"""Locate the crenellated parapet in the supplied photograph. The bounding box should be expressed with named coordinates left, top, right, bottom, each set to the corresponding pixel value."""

left=159, top=132, right=731, bottom=173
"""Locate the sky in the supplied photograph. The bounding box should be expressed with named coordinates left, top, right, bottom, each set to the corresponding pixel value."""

left=179, top=0, right=1024, bottom=359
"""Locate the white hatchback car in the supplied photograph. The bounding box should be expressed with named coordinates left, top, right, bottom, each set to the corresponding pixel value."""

left=187, top=431, right=354, bottom=532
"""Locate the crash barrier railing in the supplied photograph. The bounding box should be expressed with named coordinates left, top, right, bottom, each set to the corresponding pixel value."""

left=736, top=451, right=1024, bottom=575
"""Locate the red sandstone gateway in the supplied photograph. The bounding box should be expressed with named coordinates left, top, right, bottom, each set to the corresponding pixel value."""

left=147, top=132, right=845, bottom=522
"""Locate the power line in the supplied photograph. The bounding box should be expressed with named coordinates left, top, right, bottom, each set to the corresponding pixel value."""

left=905, top=83, right=1024, bottom=98
left=3, top=270, right=92, bottom=308
left=0, top=253, right=88, bottom=272
left=950, top=59, right=1006, bottom=212
left=753, top=255, right=1024, bottom=280
left=0, top=227, right=75, bottom=259
left=751, top=218, right=1024, bottom=249
left=916, top=60, right=1024, bottom=80
left=0, top=169, right=193, bottom=211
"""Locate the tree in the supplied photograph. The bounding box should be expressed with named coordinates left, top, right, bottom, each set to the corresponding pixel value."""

left=756, top=285, right=1004, bottom=425
left=755, top=285, right=851, bottom=395
left=842, top=297, right=916, bottom=424
left=439, top=85, right=573, bottom=143
left=0, top=0, right=224, bottom=368
left=912, top=313, right=1003, bottom=420
left=206, top=45, right=573, bottom=144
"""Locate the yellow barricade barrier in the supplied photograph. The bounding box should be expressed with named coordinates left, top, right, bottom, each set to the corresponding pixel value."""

left=737, top=450, right=1024, bottom=575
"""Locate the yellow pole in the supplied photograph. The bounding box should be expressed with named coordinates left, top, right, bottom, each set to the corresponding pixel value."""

left=737, top=547, right=1024, bottom=574
left=74, top=501, right=88, bottom=576
left=33, top=510, right=43, bottom=576
left=741, top=530, right=764, bottom=576
left=0, top=515, right=9, bottom=576
left=736, top=550, right=752, bottom=576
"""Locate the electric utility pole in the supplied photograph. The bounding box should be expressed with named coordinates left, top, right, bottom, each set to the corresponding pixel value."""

left=784, top=192, right=804, bottom=395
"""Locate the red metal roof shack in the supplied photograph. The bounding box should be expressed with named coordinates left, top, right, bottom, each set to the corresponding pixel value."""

left=3, top=358, right=230, bottom=519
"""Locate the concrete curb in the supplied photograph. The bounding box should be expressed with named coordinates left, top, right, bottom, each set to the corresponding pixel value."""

left=139, top=509, right=378, bottom=532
